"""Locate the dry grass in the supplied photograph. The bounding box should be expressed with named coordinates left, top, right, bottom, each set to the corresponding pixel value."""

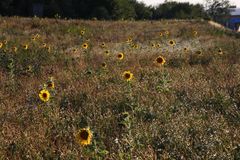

left=0, top=17, right=240, bottom=159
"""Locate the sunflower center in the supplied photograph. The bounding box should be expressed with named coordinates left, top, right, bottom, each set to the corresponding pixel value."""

left=42, top=93, right=47, bottom=98
left=80, top=130, right=89, bottom=140
left=157, top=57, right=163, bottom=63
left=125, top=73, right=131, bottom=79
left=118, top=54, right=122, bottom=58
left=48, top=83, right=53, bottom=88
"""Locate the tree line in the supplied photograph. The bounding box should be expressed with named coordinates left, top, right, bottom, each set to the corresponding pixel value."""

left=0, top=0, right=231, bottom=20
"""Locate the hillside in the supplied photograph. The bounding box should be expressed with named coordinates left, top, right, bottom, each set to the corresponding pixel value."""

left=0, top=17, right=240, bottom=159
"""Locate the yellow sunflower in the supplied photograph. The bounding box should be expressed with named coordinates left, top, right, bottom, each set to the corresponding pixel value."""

left=117, top=53, right=124, bottom=60
left=39, top=89, right=50, bottom=102
left=80, top=30, right=85, bottom=36
left=101, top=62, right=107, bottom=68
left=169, top=40, right=176, bottom=46
left=3, top=40, right=8, bottom=44
left=42, top=43, right=47, bottom=48
left=151, top=43, right=156, bottom=48
left=101, top=42, right=106, bottom=48
left=156, top=43, right=161, bottom=48
left=165, top=31, right=170, bottom=35
left=31, top=36, right=36, bottom=41
left=47, top=46, right=51, bottom=53
left=82, top=43, right=88, bottom=49
left=0, top=42, right=3, bottom=49
left=127, top=37, right=133, bottom=43
left=183, top=47, right=188, bottom=52
left=105, top=50, right=110, bottom=55
left=196, top=50, right=202, bottom=55
left=75, top=128, right=93, bottom=146
left=159, top=32, right=163, bottom=37
left=47, top=81, right=55, bottom=89
left=218, top=48, right=223, bottom=55
left=23, top=44, right=29, bottom=50
left=122, top=71, right=133, bottom=82
left=155, top=56, right=166, bottom=66
left=13, top=47, right=18, bottom=53
left=193, top=31, right=198, bottom=37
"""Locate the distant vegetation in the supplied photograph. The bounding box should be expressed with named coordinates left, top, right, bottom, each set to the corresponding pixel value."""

left=0, top=0, right=231, bottom=20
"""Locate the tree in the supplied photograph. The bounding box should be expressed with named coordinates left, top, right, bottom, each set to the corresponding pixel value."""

left=205, top=0, right=231, bottom=20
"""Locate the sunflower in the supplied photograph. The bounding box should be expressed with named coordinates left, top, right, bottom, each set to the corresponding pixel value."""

left=80, top=30, right=85, bottom=36
left=169, top=40, right=176, bottom=46
left=0, top=42, right=3, bottom=49
left=159, top=32, right=163, bottom=37
left=82, top=43, right=88, bottom=49
left=218, top=48, right=223, bottom=55
left=75, top=128, right=93, bottom=146
left=155, top=56, right=166, bottom=65
left=101, top=42, right=106, bottom=48
left=151, top=43, right=156, bottom=48
left=101, top=62, right=107, bottom=68
left=183, top=47, right=188, bottom=52
left=42, top=43, right=47, bottom=48
left=193, top=31, right=198, bottom=37
left=156, top=43, right=161, bottom=48
left=47, top=81, right=55, bottom=89
left=127, top=37, right=133, bottom=43
left=122, top=71, right=133, bottom=82
left=165, top=31, right=170, bottom=35
left=105, top=50, right=110, bottom=55
left=3, top=40, right=8, bottom=44
left=39, top=89, right=50, bottom=102
left=196, top=50, right=202, bottom=55
left=31, top=36, right=36, bottom=41
left=117, top=53, right=124, bottom=60
left=73, top=48, right=78, bottom=53
left=13, top=47, right=18, bottom=53
left=23, top=44, right=29, bottom=50
left=47, top=46, right=51, bottom=53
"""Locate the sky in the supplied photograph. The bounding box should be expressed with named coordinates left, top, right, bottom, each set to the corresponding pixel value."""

left=138, top=0, right=240, bottom=7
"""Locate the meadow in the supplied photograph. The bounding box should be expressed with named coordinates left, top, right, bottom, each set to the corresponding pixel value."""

left=0, top=17, right=240, bottom=159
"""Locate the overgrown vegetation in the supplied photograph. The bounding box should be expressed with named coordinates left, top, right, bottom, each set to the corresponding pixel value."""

left=0, top=17, right=239, bottom=159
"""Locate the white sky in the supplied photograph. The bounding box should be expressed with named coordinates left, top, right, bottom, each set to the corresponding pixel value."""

left=138, top=0, right=240, bottom=7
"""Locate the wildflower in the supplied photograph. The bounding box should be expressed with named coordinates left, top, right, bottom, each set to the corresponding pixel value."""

left=159, top=32, right=163, bottom=37
left=165, top=31, right=170, bottom=35
left=127, top=37, right=133, bottom=43
left=193, top=31, right=198, bottom=37
left=218, top=48, right=223, bottom=55
left=105, top=50, right=110, bottom=55
left=169, top=40, right=176, bottom=46
left=0, top=42, right=3, bottom=49
left=101, top=62, right=107, bottom=68
left=23, top=44, right=29, bottom=50
left=183, top=47, right=188, bottom=52
left=122, top=71, right=133, bottom=82
left=82, top=43, right=88, bottom=49
left=13, top=47, right=18, bottom=53
left=117, top=53, right=124, bottom=60
left=3, top=40, right=8, bottom=45
left=42, top=43, right=47, bottom=48
left=196, top=50, right=202, bottom=55
left=155, top=56, right=166, bottom=65
left=101, top=42, right=106, bottom=48
left=80, top=30, right=85, bottom=36
left=75, top=128, right=93, bottom=146
left=156, top=43, right=161, bottom=48
left=47, top=46, right=51, bottom=53
left=39, top=89, right=50, bottom=102
left=151, top=43, right=156, bottom=48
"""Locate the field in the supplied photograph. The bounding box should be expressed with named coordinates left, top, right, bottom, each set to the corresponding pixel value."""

left=0, top=17, right=240, bottom=159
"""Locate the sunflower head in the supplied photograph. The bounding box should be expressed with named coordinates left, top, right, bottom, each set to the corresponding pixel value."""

left=193, top=31, right=198, bottom=37
left=117, top=53, right=124, bottom=60
left=13, top=47, right=18, bottom=53
left=101, top=43, right=106, bottom=48
left=47, top=46, right=51, bottom=53
left=105, top=50, right=110, bottom=55
left=218, top=48, right=223, bottom=55
left=127, top=37, right=133, bottom=43
left=165, top=31, right=170, bottom=35
left=31, top=36, right=36, bottom=41
left=183, top=47, right=188, bottom=52
left=169, top=40, right=176, bottom=46
left=159, top=32, right=163, bottom=37
left=155, top=56, right=166, bottom=65
left=151, top=43, right=156, bottom=48
left=47, top=81, right=55, bottom=89
left=80, top=30, right=85, bottom=36
left=23, top=44, right=29, bottom=50
left=101, top=62, right=107, bottom=68
left=122, top=71, right=133, bottom=82
left=156, top=43, right=161, bottom=48
left=0, top=42, right=3, bottom=49
left=82, top=43, right=88, bottom=49
left=39, top=89, right=50, bottom=102
left=3, top=40, right=8, bottom=45
left=75, top=128, right=93, bottom=146
left=42, top=43, right=47, bottom=48
left=196, top=50, right=202, bottom=55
